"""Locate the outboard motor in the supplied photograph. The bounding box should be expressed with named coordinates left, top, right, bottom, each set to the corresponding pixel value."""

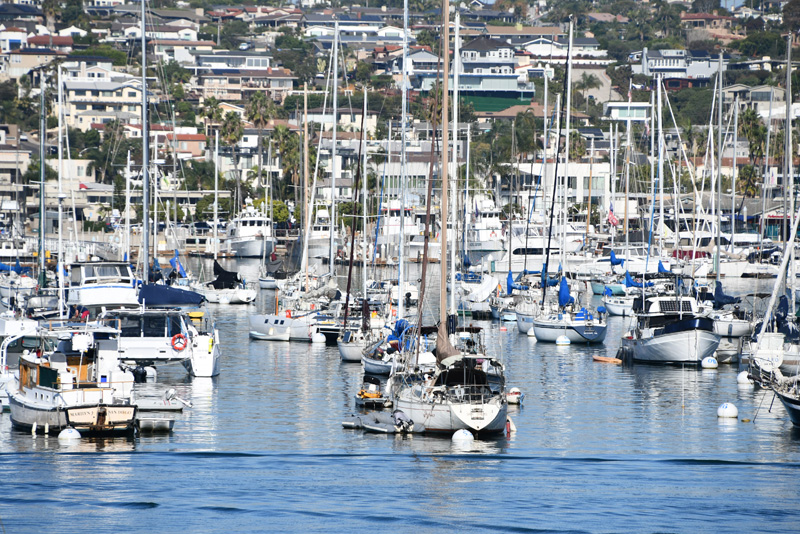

left=132, top=366, right=148, bottom=383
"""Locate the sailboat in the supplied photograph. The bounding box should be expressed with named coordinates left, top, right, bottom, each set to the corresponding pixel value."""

left=387, top=3, right=507, bottom=435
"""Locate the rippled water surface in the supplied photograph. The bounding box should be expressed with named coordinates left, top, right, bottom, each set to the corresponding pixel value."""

left=1, top=261, right=799, bottom=533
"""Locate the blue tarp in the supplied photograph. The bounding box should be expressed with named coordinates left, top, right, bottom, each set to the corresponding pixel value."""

left=713, top=282, right=740, bottom=310
left=393, top=319, right=410, bottom=339
left=169, top=250, right=187, bottom=278
left=506, top=271, right=528, bottom=294
left=658, top=261, right=671, bottom=273
left=625, top=271, right=653, bottom=288
left=138, top=283, right=205, bottom=307
left=0, top=260, right=31, bottom=275
left=598, top=250, right=625, bottom=265
left=558, top=278, right=574, bottom=307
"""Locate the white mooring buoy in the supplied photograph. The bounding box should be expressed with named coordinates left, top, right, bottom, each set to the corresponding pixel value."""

left=452, top=429, right=474, bottom=443
left=556, top=335, right=571, bottom=346
left=701, top=356, right=718, bottom=369
left=311, top=332, right=326, bottom=344
left=717, top=403, right=739, bottom=418
left=737, top=371, right=752, bottom=386
left=58, top=427, right=81, bottom=441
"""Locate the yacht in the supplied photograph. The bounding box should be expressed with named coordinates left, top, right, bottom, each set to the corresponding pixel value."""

left=225, top=199, right=275, bottom=258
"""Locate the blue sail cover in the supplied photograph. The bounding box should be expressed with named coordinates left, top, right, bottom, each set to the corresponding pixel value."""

left=506, top=272, right=528, bottom=294
left=624, top=271, right=652, bottom=288
left=658, top=261, right=671, bottom=273
left=713, top=282, right=740, bottom=309
left=138, top=283, right=205, bottom=307
left=609, top=251, right=624, bottom=266
left=169, top=250, right=187, bottom=278
left=558, top=278, right=574, bottom=307
left=0, top=260, right=31, bottom=275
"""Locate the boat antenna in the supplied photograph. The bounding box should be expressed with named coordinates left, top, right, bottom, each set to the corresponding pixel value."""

left=541, top=15, right=573, bottom=305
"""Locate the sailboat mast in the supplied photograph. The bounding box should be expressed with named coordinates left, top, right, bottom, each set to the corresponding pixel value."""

left=731, top=101, right=738, bottom=253
left=715, top=52, right=723, bottom=285
left=125, top=150, right=131, bottom=260
left=329, top=21, right=339, bottom=278
left=440, top=0, right=451, bottom=324
left=57, top=66, right=65, bottom=316
left=362, top=89, right=368, bottom=299
left=761, top=88, right=774, bottom=243
left=304, top=82, right=310, bottom=292
left=561, top=19, right=573, bottom=271
left=450, top=11, right=459, bottom=313
left=786, top=38, right=795, bottom=313
left=657, top=78, right=664, bottom=257
left=214, top=131, right=218, bottom=260
left=38, top=73, right=45, bottom=284
left=141, top=0, right=150, bottom=283
left=398, top=0, right=409, bottom=320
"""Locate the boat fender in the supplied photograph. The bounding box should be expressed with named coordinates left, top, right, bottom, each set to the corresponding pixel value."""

left=171, top=333, right=187, bottom=351
left=286, top=310, right=292, bottom=318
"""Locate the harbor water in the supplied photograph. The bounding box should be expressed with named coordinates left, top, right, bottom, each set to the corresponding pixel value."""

left=1, top=260, right=799, bottom=533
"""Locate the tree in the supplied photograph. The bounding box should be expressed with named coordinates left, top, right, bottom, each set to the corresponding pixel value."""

left=245, top=91, right=277, bottom=199
left=785, top=0, right=800, bottom=31
left=42, top=0, right=60, bottom=33
left=354, top=61, right=372, bottom=86
left=221, top=111, right=244, bottom=213
left=202, top=96, right=222, bottom=137
left=575, top=72, right=601, bottom=111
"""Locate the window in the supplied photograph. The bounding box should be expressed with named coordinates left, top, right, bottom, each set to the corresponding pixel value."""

left=127, top=91, right=136, bottom=97
left=77, top=166, right=84, bottom=176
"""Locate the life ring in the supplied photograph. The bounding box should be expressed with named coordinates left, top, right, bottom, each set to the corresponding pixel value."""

left=286, top=310, right=292, bottom=318
left=491, top=231, right=497, bottom=238
left=171, top=333, right=187, bottom=351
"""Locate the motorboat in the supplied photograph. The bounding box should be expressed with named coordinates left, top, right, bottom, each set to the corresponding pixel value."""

left=224, top=199, right=275, bottom=258
left=249, top=314, right=291, bottom=341
left=66, top=261, right=139, bottom=315
left=3, top=324, right=137, bottom=434
left=98, top=307, right=220, bottom=377
left=620, top=295, right=720, bottom=364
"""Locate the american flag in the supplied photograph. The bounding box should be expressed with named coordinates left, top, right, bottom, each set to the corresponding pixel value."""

left=607, top=203, right=619, bottom=226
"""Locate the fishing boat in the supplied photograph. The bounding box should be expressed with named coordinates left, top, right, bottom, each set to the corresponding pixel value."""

left=620, top=295, right=720, bottom=364
left=3, top=325, right=137, bottom=434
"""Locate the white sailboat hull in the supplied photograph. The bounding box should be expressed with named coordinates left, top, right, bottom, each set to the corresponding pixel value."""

left=531, top=317, right=607, bottom=344
left=603, top=295, right=635, bottom=316
left=622, top=329, right=720, bottom=364
left=395, top=388, right=507, bottom=434
left=204, top=288, right=257, bottom=304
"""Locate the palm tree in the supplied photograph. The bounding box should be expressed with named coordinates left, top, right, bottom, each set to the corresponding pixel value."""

left=245, top=92, right=277, bottom=197
left=202, top=96, right=222, bottom=137
left=272, top=124, right=301, bottom=205
left=575, top=73, right=601, bottom=111
left=738, top=107, right=766, bottom=167
left=221, top=111, right=244, bottom=213
left=42, top=0, right=59, bottom=34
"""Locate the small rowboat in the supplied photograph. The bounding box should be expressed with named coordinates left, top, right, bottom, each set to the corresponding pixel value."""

left=592, top=355, right=622, bottom=364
